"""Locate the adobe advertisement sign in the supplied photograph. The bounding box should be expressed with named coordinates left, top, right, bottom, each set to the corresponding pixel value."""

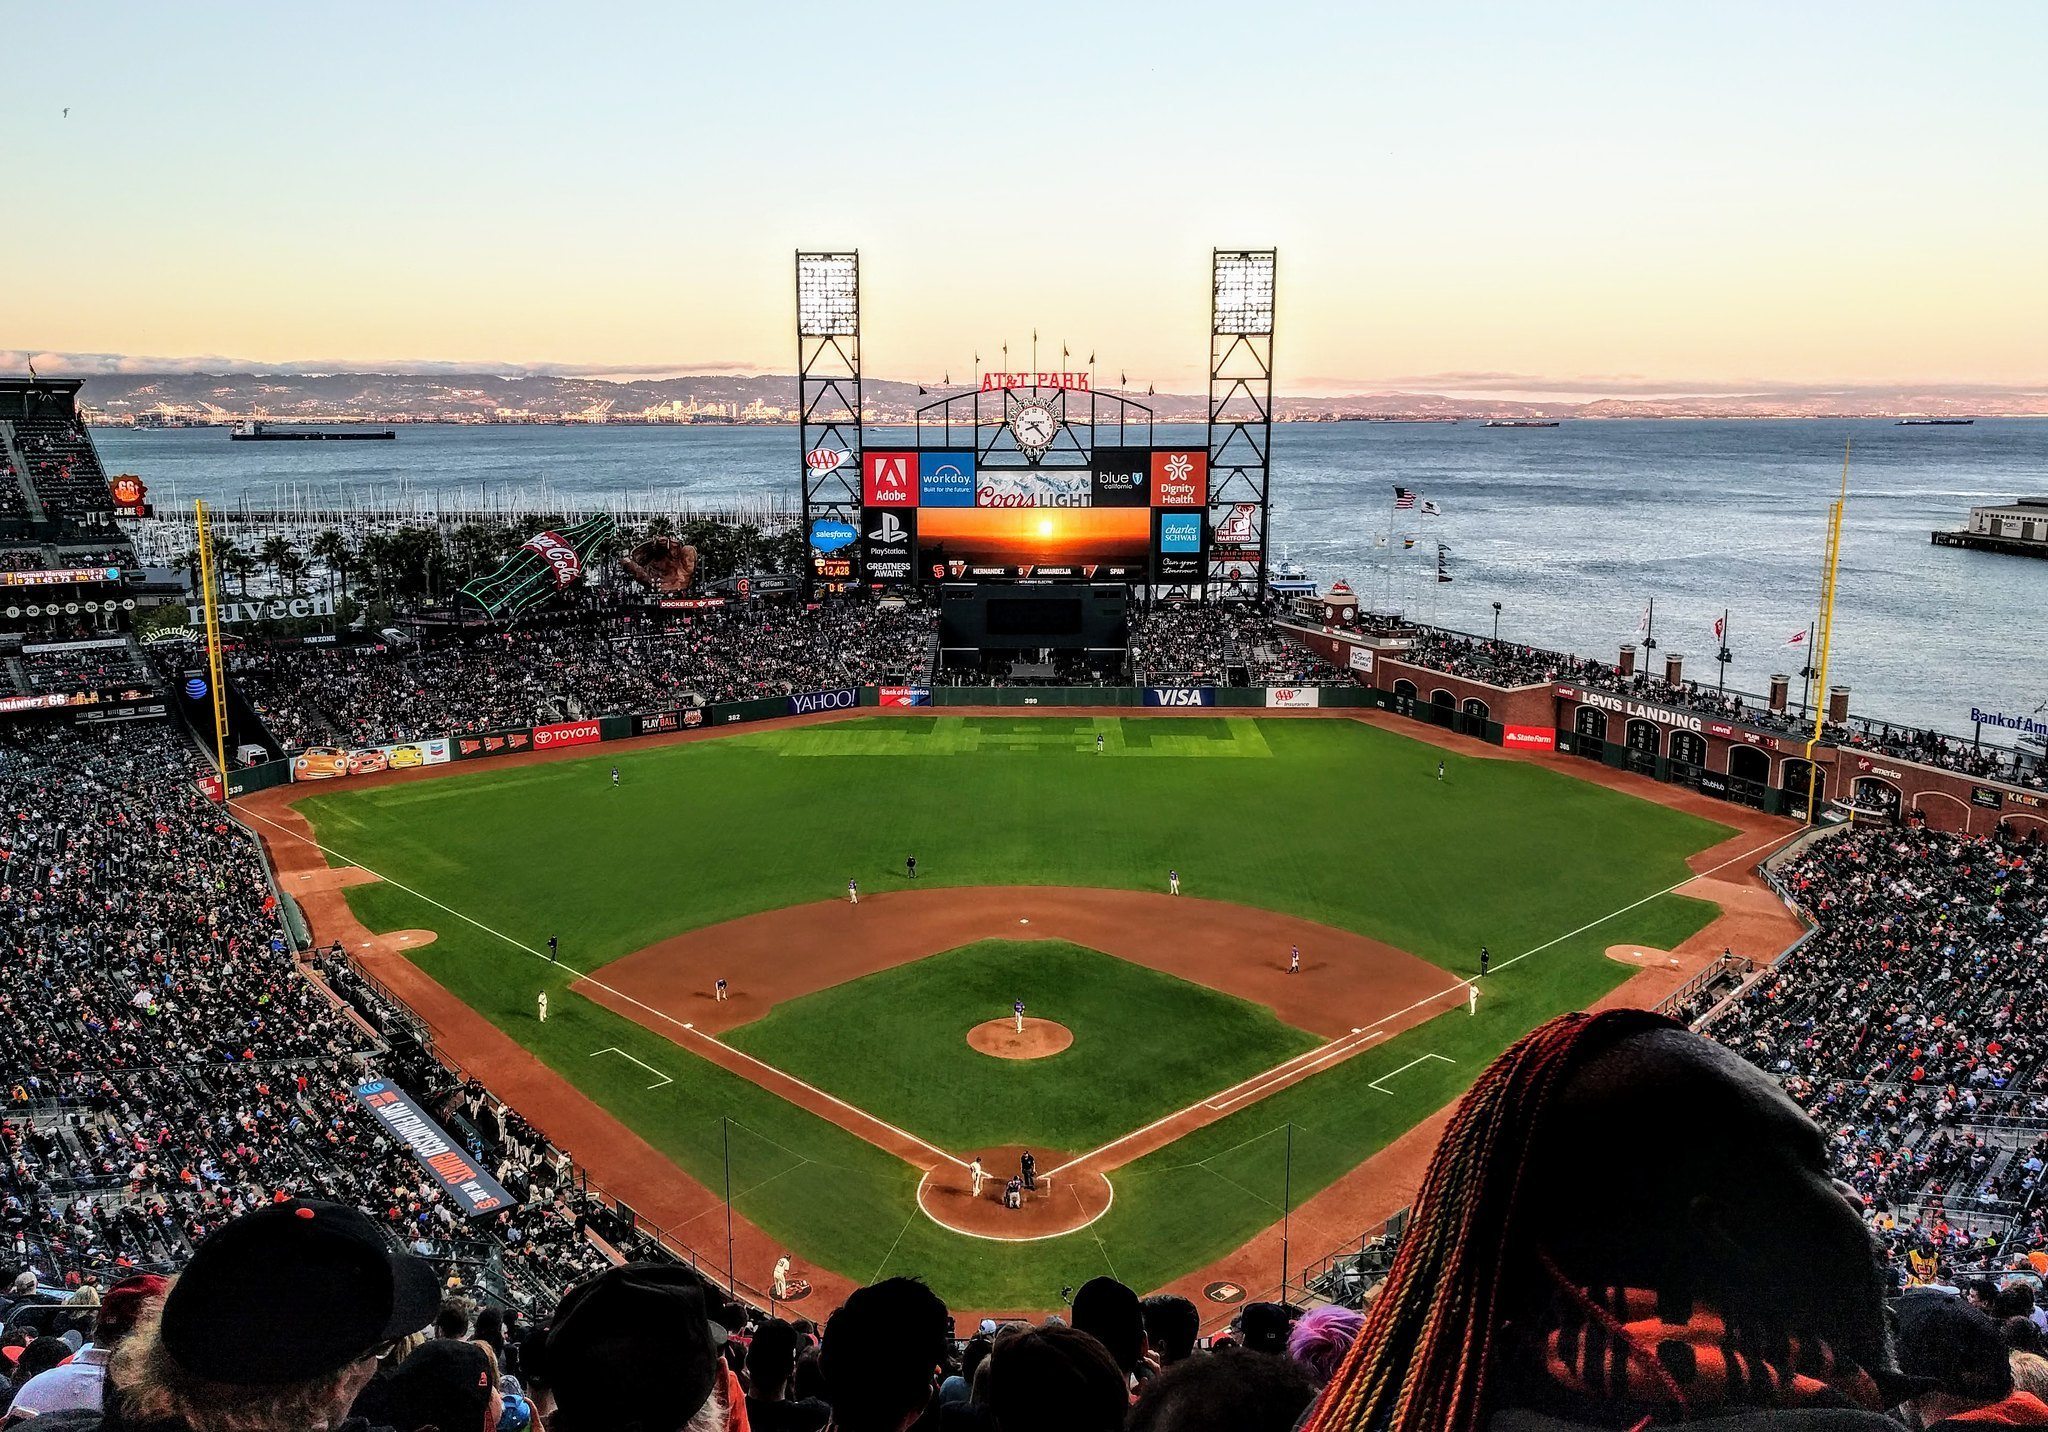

left=356, top=1080, right=515, bottom=1218
left=862, top=507, right=917, bottom=584
left=1150, top=451, right=1208, bottom=507
left=863, top=452, right=919, bottom=506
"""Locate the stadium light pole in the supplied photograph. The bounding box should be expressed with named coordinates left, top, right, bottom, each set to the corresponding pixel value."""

left=1491, top=601, right=1502, bottom=643
left=1280, top=1122, right=1294, bottom=1298
left=723, top=1116, right=735, bottom=1297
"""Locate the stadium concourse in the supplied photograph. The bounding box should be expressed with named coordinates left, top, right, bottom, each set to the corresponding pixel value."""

left=0, top=603, right=2045, bottom=1427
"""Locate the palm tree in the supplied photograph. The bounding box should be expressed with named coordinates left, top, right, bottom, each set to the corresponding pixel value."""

left=226, top=550, right=259, bottom=596
left=258, top=535, right=296, bottom=592
left=277, top=549, right=312, bottom=596
left=309, top=529, right=352, bottom=601
left=208, top=535, right=244, bottom=595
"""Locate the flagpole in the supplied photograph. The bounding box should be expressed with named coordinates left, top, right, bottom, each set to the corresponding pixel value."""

left=1798, top=622, right=1816, bottom=716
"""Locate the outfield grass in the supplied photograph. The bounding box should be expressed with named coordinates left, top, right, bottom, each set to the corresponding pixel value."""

left=303, top=715, right=1737, bottom=1306
left=723, top=938, right=1321, bottom=1151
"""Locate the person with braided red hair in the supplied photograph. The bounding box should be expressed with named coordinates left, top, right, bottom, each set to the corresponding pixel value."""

left=1303, top=1009, right=1918, bottom=1432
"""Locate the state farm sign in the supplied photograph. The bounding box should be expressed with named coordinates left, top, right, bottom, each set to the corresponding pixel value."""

left=532, top=720, right=601, bottom=749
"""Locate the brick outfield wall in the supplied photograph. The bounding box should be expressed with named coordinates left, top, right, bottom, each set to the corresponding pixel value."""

left=1286, top=624, right=2046, bottom=839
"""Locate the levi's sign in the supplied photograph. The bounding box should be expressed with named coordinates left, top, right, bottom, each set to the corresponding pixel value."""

left=1562, top=687, right=1704, bottom=733
left=788, top=686, right=859, bottom=716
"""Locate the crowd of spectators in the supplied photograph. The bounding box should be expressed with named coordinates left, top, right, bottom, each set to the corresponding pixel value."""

left=1129, top=604, right=1351, bottom=686
left=219, top=599, right=938, bottom=751
left=1705, top=823, right=2048, bottom=1272
left=0, top=719, right=687, bottom=1323
left=1838, top=721, right=2048, bottom=792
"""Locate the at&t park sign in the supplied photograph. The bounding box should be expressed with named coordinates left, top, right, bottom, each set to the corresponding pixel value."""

left=1557, top=685, right=1705, bottom=733
left=188, top=594, right=337, bottom=626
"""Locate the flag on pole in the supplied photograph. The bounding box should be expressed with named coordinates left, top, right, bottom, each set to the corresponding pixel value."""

left=1712, top=616, right=1726, bottom=642
left=1419, top=499, right=1442, bottom=516
left=1785, top=630, right=1808, bottom=647
left=1402, top=537, right=1416, bottom=550
left=1436, top=542, right=1453, bottom=583
left=1393, top=487, right=1417, bottom=510
left=1637, top=603, right=1652, bottom=634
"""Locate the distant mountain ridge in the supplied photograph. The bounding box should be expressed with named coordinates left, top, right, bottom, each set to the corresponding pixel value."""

left=50, top=370, right=2047, bottom=423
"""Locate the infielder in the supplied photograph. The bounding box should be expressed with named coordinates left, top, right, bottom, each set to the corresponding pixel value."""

left=848, top=877, right=859, bottom=906
left=537, top=991, right=548, bottom=1023
left=906, top=854, right=917, bottom=880
left=1468, top=982, right=1479, bottom=1016
left=1289, top=945, right=1301, bottom=975
left=1169, top=868, right=1180, bottom=896
left=970, top=1157, right=986, bottom=1198
left=714, top=977, right=728, bottom=1002
left=1013, top=998, right=1025, bottom=1034
left=773, top=1255, right=791, bottom=1300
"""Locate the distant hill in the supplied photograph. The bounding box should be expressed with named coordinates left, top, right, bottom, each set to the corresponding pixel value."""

left=51, top=370, right=2048, bottom=424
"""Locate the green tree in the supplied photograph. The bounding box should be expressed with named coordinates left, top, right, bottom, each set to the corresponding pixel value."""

left=258, top=535, right=297, bottom=590
left=309, top=529, right=353, bottom=601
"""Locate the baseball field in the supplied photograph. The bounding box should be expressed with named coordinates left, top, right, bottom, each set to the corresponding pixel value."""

left=274, top=713, right=1749, bottom=1310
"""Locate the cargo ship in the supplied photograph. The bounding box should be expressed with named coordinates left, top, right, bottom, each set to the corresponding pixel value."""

left=229, top=421, right=395, bottom=441
left=1484, top=419, right=1560, bottom=428
left=1898, top=417, right=1975, bottom=426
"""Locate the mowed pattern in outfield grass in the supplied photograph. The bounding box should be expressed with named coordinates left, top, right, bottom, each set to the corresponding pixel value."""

left=722, top=938, right=1321, bottom=1151
left=299, top=715, right=1739, bottom=1305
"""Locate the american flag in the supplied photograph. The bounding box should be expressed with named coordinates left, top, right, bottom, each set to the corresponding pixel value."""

left=1393, top=486, right=1417, bottom=510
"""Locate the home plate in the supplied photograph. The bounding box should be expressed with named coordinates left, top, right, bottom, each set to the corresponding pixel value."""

left=1019, top=918, right=1030, bottom=925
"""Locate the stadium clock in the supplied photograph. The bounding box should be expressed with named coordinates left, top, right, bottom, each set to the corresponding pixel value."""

left=1009, top=400, right=1060, bottom=461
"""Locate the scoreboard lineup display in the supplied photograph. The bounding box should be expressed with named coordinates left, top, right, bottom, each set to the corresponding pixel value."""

left=818, top=447, right=1224, bottom=584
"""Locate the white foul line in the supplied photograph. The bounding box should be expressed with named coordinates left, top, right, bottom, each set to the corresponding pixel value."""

left=236, top=806, right=967, bottom=1170
left=1368, top=1052, right=1454, bottom=1095
left=591, top=1046, right=674, bottom=1089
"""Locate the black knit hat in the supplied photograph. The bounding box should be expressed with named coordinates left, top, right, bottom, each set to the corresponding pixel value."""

left=542, top=1263, right=724, bottom=1431
left=385, top=1339, right=495, bottom=1432
left=1895, top=1291, right=2013, bottom=1402
left=161, top=1198, right=441, bottom=1385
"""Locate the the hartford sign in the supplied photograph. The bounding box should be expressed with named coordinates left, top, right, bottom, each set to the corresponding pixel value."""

left=188, top=594, right=336, bottom=626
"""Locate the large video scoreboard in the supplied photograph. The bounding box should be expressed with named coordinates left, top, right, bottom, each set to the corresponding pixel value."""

left=809, top=445, right=1225, bottom=587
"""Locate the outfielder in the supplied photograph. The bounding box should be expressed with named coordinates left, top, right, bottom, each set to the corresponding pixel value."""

left=1169, top=868, right=1180, bottom=896
left=611, top=765, right=620, bottom=787
left=848, top=877, right=859, bottom=906
left=1096, top=732, right=1105, bottom=754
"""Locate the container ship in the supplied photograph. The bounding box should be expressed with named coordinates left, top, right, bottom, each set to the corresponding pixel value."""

left=1484, top=419, right=1560, bottom=428
left=1898, top=417, right=1975, bottom=426
left=229, top=421, right=396, bottom=441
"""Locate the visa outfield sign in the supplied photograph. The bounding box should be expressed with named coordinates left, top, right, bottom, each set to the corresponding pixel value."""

left=788, top=686, right=859, bottom=716
left=1144, top=687, right=1216, bottom=707
left=1972, top=707, right=2048, bottom=739
left=187, top=593, right=338, bottom=626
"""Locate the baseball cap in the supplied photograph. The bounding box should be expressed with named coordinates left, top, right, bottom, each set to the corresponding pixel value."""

left=385, top=1338, right=496, bottom=1432
left=95, top=1273, right=169, bottom=1341
left=161, top=1198, right=440, bottom=1385
left=1895, top=1291, right=2012, bottom=1402
left=542, top=1264, right=724, bottom=1430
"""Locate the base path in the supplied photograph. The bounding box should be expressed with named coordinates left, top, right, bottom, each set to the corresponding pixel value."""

left=969, top=1019, right=1072, bottom=1060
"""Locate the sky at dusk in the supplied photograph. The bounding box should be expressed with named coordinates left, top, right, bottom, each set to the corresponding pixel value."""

left=6, top=1, right=2045, bottom=396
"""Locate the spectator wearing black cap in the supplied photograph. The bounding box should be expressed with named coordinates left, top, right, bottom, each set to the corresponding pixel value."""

left=819, top=1277, right=952, bottom=1432
left=745, top=1317, right=829, bottom=1432
left=985, top=1325, right=1127, bottom=1432
left=1896, top=1292, right=2048, bottom=1427
left=383, top=1339, right=500, bottom=1432
left=539, top=1262, right=730, bottom=1432
left=104, top=1197, right=439, bottom=1432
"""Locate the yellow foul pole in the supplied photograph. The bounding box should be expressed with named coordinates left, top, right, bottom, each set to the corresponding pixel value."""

left=1802, top=443, right=1851, bottom=826
left=193, top=501, right=231, bottom=800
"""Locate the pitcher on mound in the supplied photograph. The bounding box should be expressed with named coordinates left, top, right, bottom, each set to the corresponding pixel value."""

left=1013, top=998, right=1025, bottom=1034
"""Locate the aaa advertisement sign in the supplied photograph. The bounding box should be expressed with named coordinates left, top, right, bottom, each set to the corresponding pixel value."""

left=1265, top=688, right=1321, bottom=710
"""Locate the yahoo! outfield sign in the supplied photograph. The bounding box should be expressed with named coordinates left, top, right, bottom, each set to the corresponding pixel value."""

left=788, top=686, right=859, bottom=716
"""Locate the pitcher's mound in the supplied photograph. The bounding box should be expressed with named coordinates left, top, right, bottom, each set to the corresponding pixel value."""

left=918, top=1144, right=1112, bottom=1240
left=1604, top=944, right=1680, bottom=969
left=968, top=1018, right=1072, bottom=1060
